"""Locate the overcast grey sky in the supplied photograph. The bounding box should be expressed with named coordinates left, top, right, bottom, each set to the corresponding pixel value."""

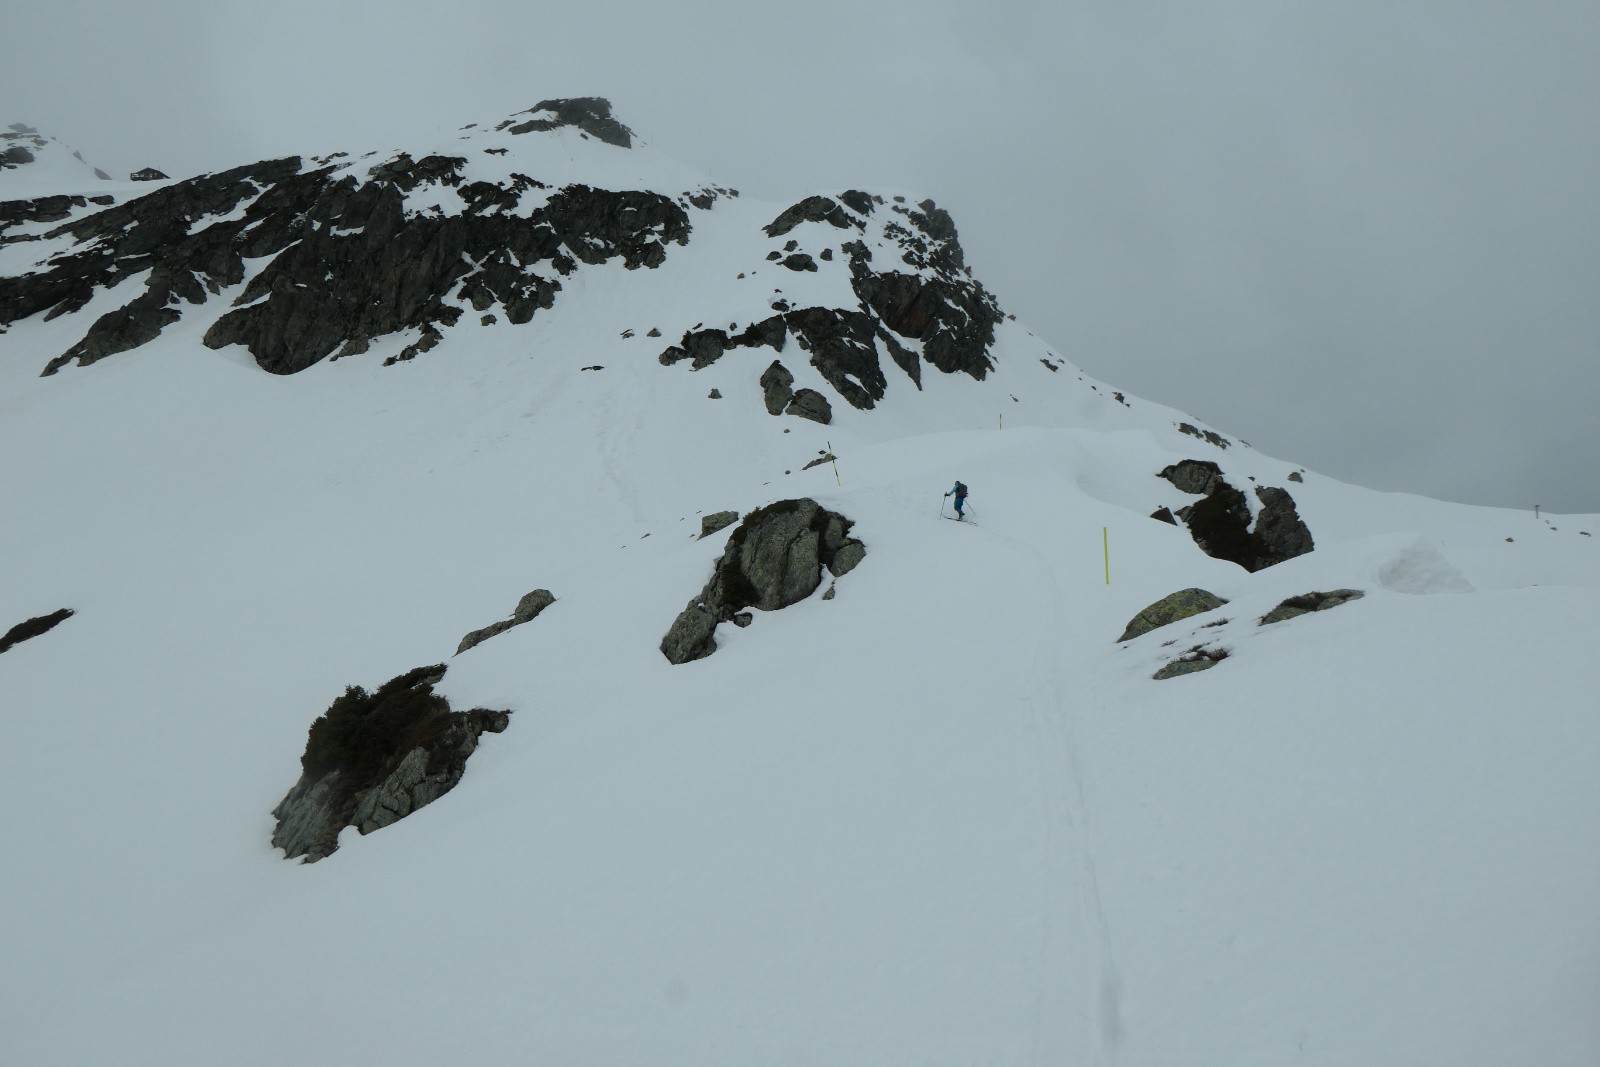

left=6, top=1, right=1597, bottom=512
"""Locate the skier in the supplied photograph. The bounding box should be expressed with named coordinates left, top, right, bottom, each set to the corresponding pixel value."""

left=945, top=480, right=969, bottom=520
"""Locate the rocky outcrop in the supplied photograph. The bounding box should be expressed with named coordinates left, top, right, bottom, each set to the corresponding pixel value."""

left=748, top=359, right=834, bottom=422
left=129, top=168, right=168, bottom=182
left=456, top=589, right=555, bottom=654
left=1259, top=589, right=1364, bottom=626
left=661, top=498, right=865, bottom=664
left=1, top=101, right=698, bottom=378
left=1176, top=422, right=1231, bottom=449
left=1158, top=460, right=1314, bottom=572
left=699, top=511, right=739, bottom=538
left=270, top=664, right=510, bottom=862
left=0, top=608, right=74, bottom=654
left=1117, top=588, right=1228, bottom=643
left=658, top=193, right=1000, bottom=411
left=1252, top=487, right=1316, bottom=566
left=496, top=97, right=635, bottom=148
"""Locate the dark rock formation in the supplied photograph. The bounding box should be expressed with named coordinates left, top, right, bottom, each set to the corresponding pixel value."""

left=1251, top=487, right=1316, bottom=566
left=1259, top=589, right=1364, bottom=626
left=1, top=102, right=694, bottom=377
left=1177, top=422, right=1231, bottom=449
left=271, top=664, right=510, bottom=862
left=1117, top=588, right=1228, bottom=643
left=0, top=608, right=74, bottom=655
left=785, top=387, right=832, bottom=424
left=700, top=511, right=739, bottom=538
left=658, top=194, right=1000, bottom=410
left=497, top=97, right=634, bottom=148
left=1159, top=459, right=1226, bottom=496
left=456, top=589, right=556, bottom=654
left=661, top=498, right=865, bottom=663
left=129, top=168, right=168, bottom=182
left=755, top=359, right=791, bottom=414
left=1158, top=460, right=1314, bottom=572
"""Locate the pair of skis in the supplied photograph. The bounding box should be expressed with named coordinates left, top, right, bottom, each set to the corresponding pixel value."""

left=939, top=497, right=977, bottom=525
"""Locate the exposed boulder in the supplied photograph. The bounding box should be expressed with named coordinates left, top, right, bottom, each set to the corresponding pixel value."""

left=1259, top=589, right=1365, bottom=626
left=1153, top=647, right=1229, bottom=680
left=1158, top=461, right=1315, bottom=572
left=660, top=601, right=720, bottom=664
left=129, top=167, right=168, bottom=181
left=270, top=664, right=510, bottom=862
left=455, top=588, right=555, bottom=654
left=1252, top=487, right=1316, bottom=565
left=785, top=388, right=832, bottom=424
left=661, top=498, right=865, bottom=664
left=1117, top=588, right=1228, bottom=642
left=760, top=359, right=795, bottom=414
left=782, top=253, right=817, bottom=272
left=0, top=608, right=74, bottom=655
left=700, top=511, right=739, bottom=538
left=1159, top=459, right=1225, bottom=496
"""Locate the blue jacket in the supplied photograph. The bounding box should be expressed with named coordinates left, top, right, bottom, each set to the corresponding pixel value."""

left=947, top=482, right=968, bottom=500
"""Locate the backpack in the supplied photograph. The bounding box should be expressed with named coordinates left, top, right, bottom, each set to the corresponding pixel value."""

left=954, top=481, right=967, bottom=497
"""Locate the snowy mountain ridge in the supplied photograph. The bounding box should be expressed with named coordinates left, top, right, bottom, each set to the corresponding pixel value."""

left=2, top=101, right=1598, bottom=1066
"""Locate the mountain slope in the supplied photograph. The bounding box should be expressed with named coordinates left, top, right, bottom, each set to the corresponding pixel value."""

left=2, top=102, right=1597, bottom=1066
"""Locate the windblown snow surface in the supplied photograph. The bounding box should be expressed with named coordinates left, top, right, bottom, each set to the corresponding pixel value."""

left=2, top=117, right=1598, bottom=1067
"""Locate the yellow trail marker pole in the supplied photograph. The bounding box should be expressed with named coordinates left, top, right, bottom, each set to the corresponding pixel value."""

left=827, top=440, right=841, bottom=486
left=1103, top=526, right=1110, bottom=584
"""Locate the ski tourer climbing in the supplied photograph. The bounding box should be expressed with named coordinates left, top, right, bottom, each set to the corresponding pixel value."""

left=945, top=480, right=969, bottom=520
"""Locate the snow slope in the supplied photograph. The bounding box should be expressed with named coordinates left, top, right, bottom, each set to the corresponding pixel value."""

left=2, top=109, right=1598, bottom=1066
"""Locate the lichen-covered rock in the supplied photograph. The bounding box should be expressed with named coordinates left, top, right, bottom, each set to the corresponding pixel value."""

left=1259, top=589, right=1365, bottom=626
left=1117, top=588, right=1228, bottom=642
left=456, top=589, right=555, bottom=654
left=270, top=664, right=510, bottom=862
left=1153, top=656, right=1221, bottom=680
left=660, top=601, right=720, bottom=664
left=661, top=499, right=865, bottom=663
